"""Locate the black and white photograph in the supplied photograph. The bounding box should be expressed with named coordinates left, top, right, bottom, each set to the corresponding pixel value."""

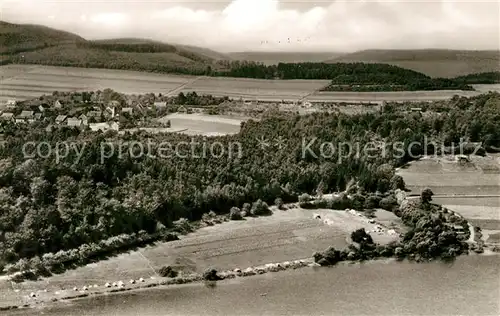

left=0, top=0, right=499, bottom=315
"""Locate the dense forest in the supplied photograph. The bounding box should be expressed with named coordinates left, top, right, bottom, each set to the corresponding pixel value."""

left=0, top=92, right=498, bottom=276
left=453, top=71, right=500, bottom=84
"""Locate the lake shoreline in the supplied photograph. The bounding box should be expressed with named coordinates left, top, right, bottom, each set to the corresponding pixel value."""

left=2, top=251, right=498, bottom=313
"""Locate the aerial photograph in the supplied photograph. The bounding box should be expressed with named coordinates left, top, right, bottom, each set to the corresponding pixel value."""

left=0, top=0, right=499, bottom=315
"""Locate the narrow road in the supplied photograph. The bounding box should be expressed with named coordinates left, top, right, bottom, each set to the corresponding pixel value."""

left=165, top=75, right=204, bottom=97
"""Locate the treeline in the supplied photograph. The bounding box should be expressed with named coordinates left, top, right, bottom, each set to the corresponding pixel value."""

left=9, top=45, right=213, bottom=75
left=453, top=71, right=500, bottom=84
left=173, top=91, right=229, bottom=106
left=213, top=61, right=429, bottom=80
left=0, top=92, right=499, bottom=274
left=76, top=41, right=178, bottom=54
left=211, top=61, right=473, bottom=90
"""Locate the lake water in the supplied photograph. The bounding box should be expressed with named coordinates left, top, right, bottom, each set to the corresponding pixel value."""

left=11, top=255, right=499, bottom=316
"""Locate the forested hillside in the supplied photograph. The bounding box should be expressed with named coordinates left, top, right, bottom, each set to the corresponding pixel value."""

left=327, top=49, right=500, bottom=78
left=0, top=92, right=498, bottom=276
left=0, top=21, right=85, bottom=54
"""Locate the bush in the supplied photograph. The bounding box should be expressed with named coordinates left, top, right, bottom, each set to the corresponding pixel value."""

left=298, top=193, right=312, bottom=207
left=229, top=207, right=243, bottom=220
left=390, top=175, right=405, bottom=190
left=241, top=203, right=251, bottom=217
left=203, top=268, right=222, bottom=281
left=421, top=188, right=434, bottom=204
left=328, top=194, right=352, bottom=210
left=364, top=195, right=381, bottom=209
left=251, top=199, right=271, bottom=216
left=298, top=193, right=312, bottom=203
left=314, top=198, right=328, bottom=208
left=173, top=218, right=193, bottom=234
left=350, top=193, right=366, bottom=211
left=157, top=265, right=178, bottom=278
left=379, top=195, right=398, bottom=211
left=350, top=228, right=374, bottom=244
left=274, top=197, right=284, bottom=210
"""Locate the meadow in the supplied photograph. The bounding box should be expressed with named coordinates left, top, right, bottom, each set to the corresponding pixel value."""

left=0, top=207, right=399, bottom=308
left=159, top=113, right=244, bottom=136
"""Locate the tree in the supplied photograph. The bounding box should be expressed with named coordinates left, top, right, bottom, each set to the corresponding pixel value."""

left=203, top=268, right=222, bottom=281
left=157, top=265, right=178, bottom=278
left=351, top=228, right=374, bottom=244
left=421, top=188, right=434, bottom=204
left=390, top=175, right=405, bottom=190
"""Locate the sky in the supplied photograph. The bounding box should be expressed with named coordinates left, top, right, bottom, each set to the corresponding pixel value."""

left=1, top=0, right=499, bottom=52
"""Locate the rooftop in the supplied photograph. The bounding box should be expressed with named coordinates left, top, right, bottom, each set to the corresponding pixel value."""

left=17, top=111, right=34, bottom=118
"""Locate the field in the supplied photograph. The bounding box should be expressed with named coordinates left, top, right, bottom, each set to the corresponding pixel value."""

left=307, top=90, right=482, bottom=103
left=175, top=76, right=330, bottom=100
left=2, top=65, right=496, bottom=105
left=397, top=155, right=500, bottom=245
left=0, top=65, right=193, bottom=102
left=0, top=207, right=400, bottom=308
left=158, top=113, right=245, bottom=136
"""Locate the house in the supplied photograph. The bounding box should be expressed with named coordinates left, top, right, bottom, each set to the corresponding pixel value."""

left=34, top=113, right=42, bottom=121
left=0, top=112, right=14, bottom=121
left=455, top=154, right=469, bottom=163
left=79, top=114, right=89, bottom=126
left=446, top=223, right=467, bottom=235
left=105, top=106, right=116, bottom=119
left=67, top=117, right=82, bottom=128
left=55, top=115, right=68, bottom=124
left=54, top=100, right=63, bottom=108
left=15, top=111, right=35, bottom=123
left=108, top=100, right=121, bottom=107
left=4, top=100, right=17, bottom=108
left=153, top=101, right=167, bottom=108
left=177, top=105, right=187, bottom=114
left=87, top=110, right=102, bottom=118
left=89, top=121, right=120, bottom=132
left=410, top=107, right=422, bottom=112
left=38, top=104, right=50, bottom=112
left=121, top=107, right=133, bottom=115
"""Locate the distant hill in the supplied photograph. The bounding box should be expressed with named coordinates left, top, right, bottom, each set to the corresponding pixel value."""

left=0, top=21, right=85, bottom=54
left=0, top=21, right=230, bottom=74
left=326, top=49, right=500, bottom=78
left=0, top=21, right=496, bottom=89
left=178, top=45, right=231, bottom=61
left=228, top=52, right=344, bottom=65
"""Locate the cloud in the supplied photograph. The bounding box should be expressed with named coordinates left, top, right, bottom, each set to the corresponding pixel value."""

left=1, top=0, right=499, bottom=51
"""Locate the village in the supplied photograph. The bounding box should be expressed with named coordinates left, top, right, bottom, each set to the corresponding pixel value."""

left=0, top=89, right=198, bottom=134
left=0, top=89, right=390, bottom=134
